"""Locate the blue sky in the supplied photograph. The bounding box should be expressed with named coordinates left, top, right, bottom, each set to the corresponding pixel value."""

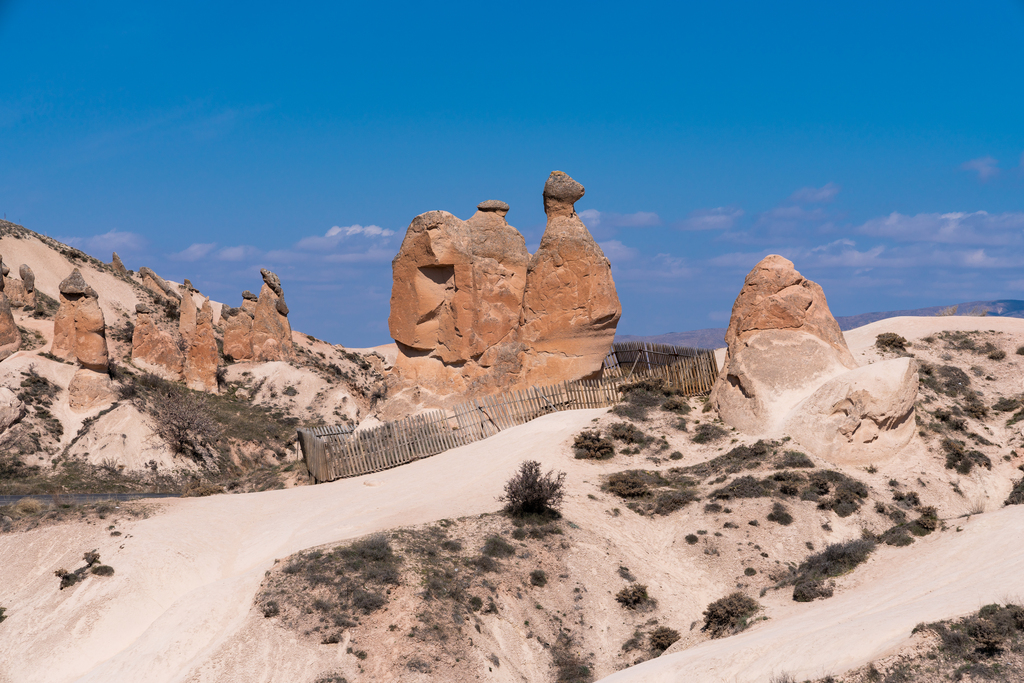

left=1, top=1, right=1023, bottom=346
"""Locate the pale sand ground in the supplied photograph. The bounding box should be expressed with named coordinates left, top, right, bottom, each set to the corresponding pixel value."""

left=3, top=316, right=1024, bottom=682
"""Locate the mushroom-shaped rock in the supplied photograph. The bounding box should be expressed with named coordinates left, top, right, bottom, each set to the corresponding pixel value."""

left=783, top=357, right=918, bottom=466
left=132, top=304, right=183, bottom=380
left=19, top=264, right=34, bottom=292
left=517, top=171, right=621, bottom=385
left=250, top=270, right=293, bottom=361
left=184, top=298, right=219, bottom=392
left=52, top=268, right=108, bottom=371
left=710, top=255, right=858, bottom=434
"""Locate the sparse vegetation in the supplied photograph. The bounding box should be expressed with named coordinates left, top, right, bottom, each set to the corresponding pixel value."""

left=941, top=438, right=992, bottom=475
left=702, top=592, right=760, bottom=638
left=691, top=423, right=728, bottom=444
left=766, top=501, right=793, bottom=525
left=499, top=460, right=566, bottom=518
left=649, top=626, right=680, bottom=653
left=875, top=332, right=908, bottom=353
left=573, top=430, right=614, bottom=460
left=782, top=538, right=876, bottom=602
left=607, top=422, right=650, bottom=445
left=615, top=583, right=654, bottom=610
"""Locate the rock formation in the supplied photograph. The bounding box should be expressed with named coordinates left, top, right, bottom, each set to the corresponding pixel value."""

left=0, top=258, right=21, bottom=361
left=2, top=263, right=36, bottom=309
left=222, top=305, right=254, bottom=361
left=52, top=269, right=113, bottom=411
left=249, top=269, right=293, bottom=362
left=710, top=255, right=918, bottom=464
left=0, top=387, right=26, bottom=434
left=139, top=267, right=181, bottom=301
left=184, top=298, right=219, bottom=392
left=388, top=172, right=621, bottom=398
left=179, top=284, right=198, bottom=346
left=111, top=252, right=128, bottom=277
left=783, top=357, right=918, bottom=465
left=131, top=303, right=184, bottom=379
left=518, top=172, right=621, bottom=385
left=52, top=269, right=109, bottom=372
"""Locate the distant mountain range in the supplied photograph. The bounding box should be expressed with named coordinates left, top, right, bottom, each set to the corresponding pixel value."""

left=616, top=300, right=1024, bottom=349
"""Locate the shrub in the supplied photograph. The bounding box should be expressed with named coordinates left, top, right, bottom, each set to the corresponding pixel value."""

left=653, top=489, right=699, bottom=515
left=606, top=471, right=650, bottom=498
left=530, top=569, right=548, bottom=587
left=744, top=567, right=756, bottom=576
left=14, top=498, right=44, bottom=516
left=941, top=438, right=992, bottom=475
left=778, top=451, right=814, bottom=469
left=711, top=475, right=774, bottom=500
left=1018, top=346, right=1024, bottom=356
left=612, top=389, right=663, bottom=421
left=1005, top=479, right=1024, bottom=506
left=792, top=580, right=834, bottom=602
left=702, top=592, right=760, bottom=638
left=551, top=632, right=592, bottom=683
left=262, top=600, right=280, bottom=618
left=988, top=348, right=1007, bottom=361
left=766, top=502, right=793, bottom=526
left=573, top=430, right=614, bottom=460
left=500, top=461, right=566, bottom=517
left=607, top=422, right=649, bottom=444
left=785, top=538, right=875, bottom=602
left=685, top=534, right=699, bottom=545
left=90, top=564, right=115, bottom=576
left=662, top=396, right=691, bottom=414
left=147, top=384, right=222, bottom=458
left=649, top=626, right=681, bottom=653
left=807, top=470, right=869, bottom=517
left=615, top=583, right=653, bottom=610
left=351, top=589, right=387, bottom=613
left=692, top=423, right=728, bottom=444
left=482, top=535, right=516, bottom=558
left=875, top=333, right=908, bottom=352
left=0, top=606, right=6, bottom=623
left=993, top=396, right=1020, bottom=413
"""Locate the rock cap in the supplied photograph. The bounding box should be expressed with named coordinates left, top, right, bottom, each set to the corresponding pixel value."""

left=543, top=171, right=584, bottom=216
left=136, top=303, right=151, bottom=314
left=242, top=290, right=258, bottom=301
left=19, top=264, right=34, bottom=292
left=60, top=269, right=89, bottom=295
left=477, top=200, right=510, bottom=212
left=260, top=269, right=283, bottom=297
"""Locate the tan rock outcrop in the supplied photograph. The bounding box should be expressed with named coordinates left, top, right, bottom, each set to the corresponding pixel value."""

left=131, top=303, right=184, bottom=379
left=783, top=357, right=918, bottom=466
left=52, top=269, right=109, bottom=372
left=139, top=267, right=181, bottom=301
left=0, top=258, right=20, bottom=360
left=250, top=269, right=293, bottom=362
left=710, top=256, right=857, bottom=434
left=184, top=298, right=219, bottom=392
left=111, top=252, right=128, bottom=277
left=222, top=306, right=254, bottom=361
left=0, top=387, right=26, bottom=433
left=2, top=263, right=35, bottom=309
left=68, top=368, right=114, bottom=412
left=518, top=172, right=621, bottom=385
left=179, top=285, right=198, bottom=346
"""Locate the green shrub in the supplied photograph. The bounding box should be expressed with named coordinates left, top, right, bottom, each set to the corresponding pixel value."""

left=661, top=396, right=691, bottom=414
left=0, top=606, right=6, bottom=623
left=607, top=422, right=649, bottom=444
left=744, top=567, right=756, bottom=576
left=649, top=626, right=681, bottom=653
left=711, top=476, right=774, bottom=500
left=573, top=430, right=614, bottom=460
left=653, top=489, right=699, bottom=515
left=612, top=389, right=663, bottom=421
left=702, top=592, right=760, bottom=637
left=785, top=539, right=875, bottom=602
left=606, top=471, right=651, bottom=498
left=1006, top=479, right=1024, bottom=506
left=692, top=423, right=728, bottom=444
left=685, top=534, right=698, bottom=545
left=941, top=438, right=992, bottom=475
left=499, top=460, right=566, bottom=517
left=529, top=569, right=548, bottom=587
left=90, top=565, right=115, bottom=576
left=778, top=451, right=814, bottom=468
left=993, top=396, right=1020, bottom=413
left=482, top=535, right=516, bottom=558
left=988, top=348, right=1007, bottom=361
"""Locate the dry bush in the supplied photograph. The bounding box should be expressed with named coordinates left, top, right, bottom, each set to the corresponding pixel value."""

left=499, top=460, right=565, bottom=517
left=615, top=583, right=654, bottom=610
left=783, top=538, right=876, bottom=602
left=875, top=333, right=908, bottom=352
left=148, top=385, right=222, bottom=458
left=702, top=592, right=760, bottom=637
left=649, top=626, right=680, bottom=653
left=573, top=430, right=614, bottom=460
left=691, top=423, right=728, bottom=444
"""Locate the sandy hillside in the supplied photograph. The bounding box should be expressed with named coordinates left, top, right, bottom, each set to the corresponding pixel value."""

left=2, top=315, right=1024, bottom=683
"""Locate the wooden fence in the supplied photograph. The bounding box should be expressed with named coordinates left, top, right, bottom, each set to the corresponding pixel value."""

left=299, top=344, right=720, bottom=484
left=603, top=340, right=711, bottom=374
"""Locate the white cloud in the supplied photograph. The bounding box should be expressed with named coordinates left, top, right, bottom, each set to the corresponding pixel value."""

left=857, top=211, right=1024, bottom=246
left=789, top=182, right=840, bottom=204
left=598, top=240, right=639, bottom=263
left=295, top=224, right=395, bottom=251
left=677, top=207, right=744, bottom=231
left=61, top=229, right=148, bottom=255
left=961, top=156, right=1000, bottom=181
left=169, top=242, right=217, bottom=261
left=578, top=209, right=660, bottom=230
left=217, top=245, right=261, bottom=262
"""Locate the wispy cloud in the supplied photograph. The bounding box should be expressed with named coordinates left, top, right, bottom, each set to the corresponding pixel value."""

left=676, top=207, right=743, bottom=231
left=961, top=156, right=1000, bottom=181
left=857, top=211, right=1024, bottom=246
left=578, top=209, right=661, bottom=230
left=789, top=182, right=840, bottom=203
left=294, top=224, right=395, bottom=251
left=61, top=229, right=148, bottom=256
left=170, top=242, right=218, bottom=261
left=598, top=239, right=639, bottom=263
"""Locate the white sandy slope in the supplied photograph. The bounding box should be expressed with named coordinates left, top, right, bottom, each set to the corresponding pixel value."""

left=0, top=409, right=607, bottom=683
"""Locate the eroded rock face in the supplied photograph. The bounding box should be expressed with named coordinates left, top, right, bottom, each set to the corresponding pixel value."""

left=0, top=387, right=26, bottom=433
left=388, top=176, right=622, bottom=398
left=52, top=269, right=108, bottom=372
left=518, top=172, right=621, bottom=385
left=179, top=286, right=198, bottom=346
left=0, top=259, right=20, bottom=360
left=711, top=256, right=857, bottom=433
left=184, top=298, right=219, bottom=392
left=783, top=357, right=918, bottom=466
left=131, top=303, right=184, bottom=379
left=389, top=200, right=531, bottom=393
left=222, top=307, right=254, bottom=361
left=68, top=368, right=114, bottom=413
left=250, top=269, right=293, bottom=362
left=3, top=263, right=36, bottom=309
left=139, top=267, right=181, bottom=301
left=111, top=252, right=128, bottom=277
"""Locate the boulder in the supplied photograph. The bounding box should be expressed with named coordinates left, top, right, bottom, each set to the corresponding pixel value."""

left=783, top=358, right=918, bottom=466
left=241, top=290, right=258, bottom=316
left=53, top=270, right=109, bottom=372
left=19, top=264, right=34, bottom=293
left=179, top=286, right=198, bottom=346
left=0, top=387, right=26, bottom=432
left=68, top=368, right=114, bottom=413
left=389, top=199, right=530, bottom=393
left=710, top=255, right=857, bottom=434
left=184, top=298, right=218, bottom=392
left=518, top=171, right=621, bottom=384
left=250, top=269, right=293, bottom=362
left=4, top=263, right=37, bottom=308
left=0, top=259, right=19, bottom=360
left=222, top=306, right=254, bottom=361
left=131, top=303, right=184, bottom=379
